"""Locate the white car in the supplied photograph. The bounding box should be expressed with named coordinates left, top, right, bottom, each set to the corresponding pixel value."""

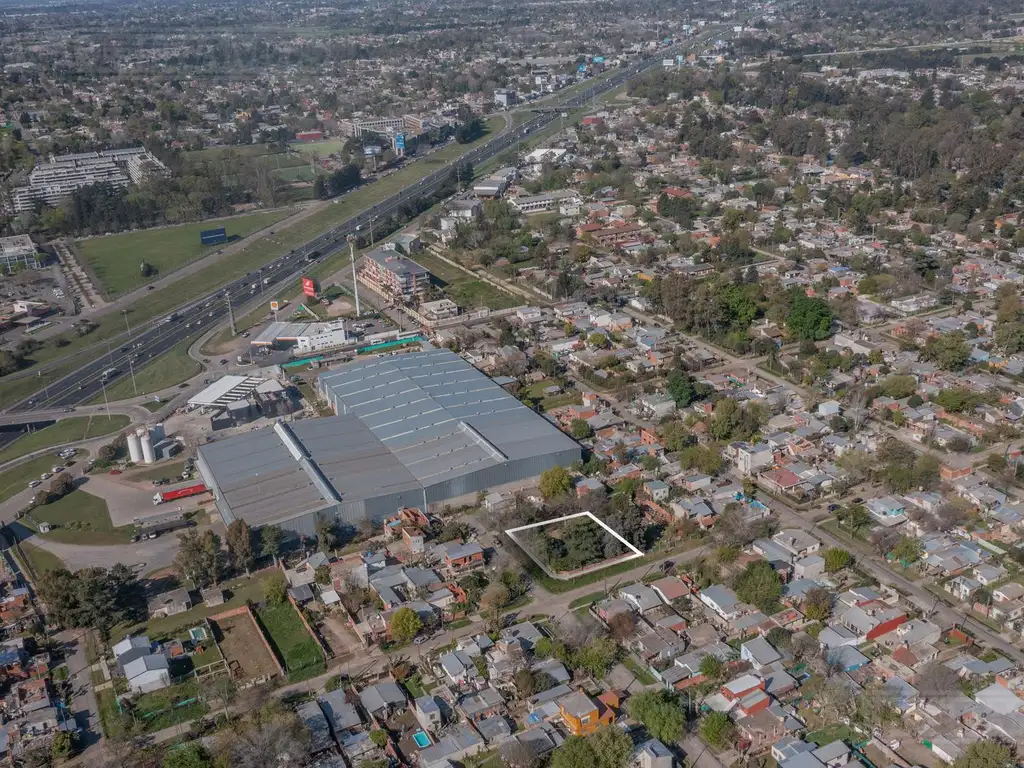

left=28, top=480, right=41, bottom=488
left=52, top=466, right=64, bottom=474
left=40, top=472, right=52, bottom=480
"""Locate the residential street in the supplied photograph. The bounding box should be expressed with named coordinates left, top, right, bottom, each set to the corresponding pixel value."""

left=60, top=630, right=102, bottom=759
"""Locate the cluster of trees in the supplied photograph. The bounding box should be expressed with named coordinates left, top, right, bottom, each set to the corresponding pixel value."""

left=38, top=564, right=146, bottom=640
left=312, top=163, right=361, bottom=200
left=548, top=725, right=633, bottom=768
left=454, top=117, right=485, bottom=144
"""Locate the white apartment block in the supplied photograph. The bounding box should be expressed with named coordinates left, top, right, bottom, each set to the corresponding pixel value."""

left=7, top=147, right=168, bottom=213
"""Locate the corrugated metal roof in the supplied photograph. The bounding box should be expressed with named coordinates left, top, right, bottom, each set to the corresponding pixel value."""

left=199, top=350, right=578, bottom=525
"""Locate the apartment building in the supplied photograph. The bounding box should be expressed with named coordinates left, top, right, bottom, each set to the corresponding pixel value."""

left=7, top=147, right=168, bottom=213
left=338, top=114, right=427, bottom=138
left=359, top=247, right=433, bottom=302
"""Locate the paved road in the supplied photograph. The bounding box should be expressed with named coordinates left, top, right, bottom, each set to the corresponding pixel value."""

left=60, top=629, right=102, bottom=758
left=6, top=35, right=709, bottom=418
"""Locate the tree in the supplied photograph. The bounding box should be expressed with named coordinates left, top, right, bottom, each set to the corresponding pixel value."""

left=920, top=332, right=970, bottom=370
left=175, top=529, right=222, bottom=587
left=315, top=514, right=337, bottom=554
left=264, top=571, right=288, bottom=604
left=50, top=472, right=74, bottom=499
left=837, top=503, right=871, bottom=534
left=260, top=525, right=285, bottom=565
left=540, top=466, right=573, bottom=500
left=574, top=637, right=619, bottom=678
left=698, top=653, right=725, bottom=681
left=369, top=730, right=389, bottom=748
left=36, top=565, right=145, bottom=640
left=51, top=731, right=75, bottom=762
left=914, top=661, right=962, bottom=702
left=766, top=626, right=792, bottom=651
left=570, top=418, right=593, bottom=440
left=628, top=690, right=687, bottom=743
left=220, top=714, right=307, bottom=768
left=163, top=744, right=211, bottom=768
left=951, top=740, right=1014, bottom=768
left=855, top=681, right=899, bottom=729
left=700, top=711, right=734, bottom=748
left=823, top=548, right=853, bottom=573
left=891, top=536, right=924, bottom=567
left=589, top=725, right=633, bottom=768
left=788, top=293, right=833, bottom=340
left=608, top=611, right=636, bottom=641
left=315, top=565, right=332, bottom=585
left=225, top=519, right=255, bottom=576
left=802, top=586, right=833, bottom=622
left=733, top=560, right=783, bottom=612
left=390, top=606, right=422, bottom=642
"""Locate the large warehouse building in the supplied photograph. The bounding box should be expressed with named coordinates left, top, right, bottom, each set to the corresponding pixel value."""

left=196, top=349, right=581, bottom=534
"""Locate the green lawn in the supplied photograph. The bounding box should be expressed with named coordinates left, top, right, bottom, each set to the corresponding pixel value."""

left=90, top=339, right=201, bottom=402
left=0, top=455, right=80, bottom=502
left=291, top=140, right=348, bottom=157
left=273, top=165, right=322, bottom=183
left=133, top=679, right=209, bottom=733
left=410, top=251, right=519, bottom=310
left=0, top=415, right=130, bottom=464
left=77, top=210, right=295, bottom=298
left=256, top=601, right=325, bottom=678
left=21, top=489, right=136, bottom=545
left=19, top=543, right=66, bottom=574
left=568, top=591, right=607, bottom=610
left=96, top=688, right=126, bottom=740
left=129, top=460, right=187, bottom=483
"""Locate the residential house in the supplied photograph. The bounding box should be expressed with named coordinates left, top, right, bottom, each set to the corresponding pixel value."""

left=146, top=588, right=192, bottom=619
left=558, top=691, right=616, bottom=736
left=359, top=682, right=407, bottom=720
left=699, top=585, right=745, bottom=621
left=124, top=654, right=170, bottom=693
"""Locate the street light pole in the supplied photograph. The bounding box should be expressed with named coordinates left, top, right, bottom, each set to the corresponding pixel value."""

left=121, top=309, right=131, bottom=339
left=128, top=356, right=138, bottom=397
left=100, top=378, right=110, bottom=419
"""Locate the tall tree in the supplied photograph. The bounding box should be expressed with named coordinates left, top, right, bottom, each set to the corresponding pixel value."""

left=260, top=525, right=285, bottom=566
left=225, top=520, right=255, bottom=576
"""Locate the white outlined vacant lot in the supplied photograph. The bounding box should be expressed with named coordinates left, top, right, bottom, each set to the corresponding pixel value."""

left=505, top=510, right=644, bottom=580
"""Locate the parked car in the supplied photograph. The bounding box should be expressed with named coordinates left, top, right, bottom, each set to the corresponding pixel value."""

left=28, top=480, right=41, bottom=488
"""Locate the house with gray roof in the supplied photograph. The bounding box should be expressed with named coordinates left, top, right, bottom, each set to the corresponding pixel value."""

left=318, top=690, right=362, bottom=736
left=298, top=700, right=334, bottom=754
left=359, top=681, right=407, bottom=718
left=619, top=583, right=662, bottom=613
left=123, top=654, right=170, bottom=693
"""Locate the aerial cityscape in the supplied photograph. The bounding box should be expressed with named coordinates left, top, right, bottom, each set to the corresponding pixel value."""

left=3, top=0, right=1024, bottom=767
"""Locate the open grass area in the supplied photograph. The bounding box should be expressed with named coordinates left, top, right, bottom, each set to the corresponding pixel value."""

left=0, top=116, right=508, bottom=409
left=77, top=209, right=295, bottom=298
left=21, top=489, right=136, bottom=545
left=291, top=139, right=349, bottom=157
left=91, top=339, right=201, bottom=403
left=256, top=601, right=325, bottom=679
left=568, top=590, right=607, bottom=610
left=96, top=688, right=126, bottom=740
left=133, top=679, right=209, bottom=733
left=128, top=460, right=187, bottom=483
left=410, top=251, right=519, bottom=310
left=0, top=415, right=130, bottom=465
left=0, top=454, right=79, bottom=503
left=273, top=165, right=322, bottom=183
left=19, top=543, right=66, bottom=574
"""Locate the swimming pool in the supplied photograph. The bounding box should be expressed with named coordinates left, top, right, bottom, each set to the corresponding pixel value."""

left=413, top=731, right=431, bottom=749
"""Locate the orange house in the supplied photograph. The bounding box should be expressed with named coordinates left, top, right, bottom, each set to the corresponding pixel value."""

left=558, top=691, right=616, bottom=736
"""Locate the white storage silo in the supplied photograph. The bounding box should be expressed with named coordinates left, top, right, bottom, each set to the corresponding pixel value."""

left=140, top=429, right=156, bottom=464
left=127, top=431, right=143, bottom=464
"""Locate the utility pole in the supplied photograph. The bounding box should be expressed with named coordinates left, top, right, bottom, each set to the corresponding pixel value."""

left=121, top=309, right=131, bottom=339
left=348, top=235, right=361, bottom=317
left=225, top=291, right=236, bottom=336
left=128, top=356, right=138, bottom=396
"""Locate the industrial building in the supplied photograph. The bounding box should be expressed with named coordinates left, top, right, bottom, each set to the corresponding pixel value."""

left=196, top=349, right=580, bottom=535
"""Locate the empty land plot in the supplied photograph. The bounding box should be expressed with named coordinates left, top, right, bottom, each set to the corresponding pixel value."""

left=210, top=612, right=279, bottom=681
left=76, top=209, right=295, bottom=298
left=291, top=140, right=348, bottom=157
left=256, top=601, right=325, bottom=679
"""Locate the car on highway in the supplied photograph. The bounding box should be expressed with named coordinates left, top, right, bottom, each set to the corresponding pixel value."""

left=219, top=359, right=228, bottom=365
left=28, top=480, right=41, bottom=488
left=62, top=407, right=74, bottom=413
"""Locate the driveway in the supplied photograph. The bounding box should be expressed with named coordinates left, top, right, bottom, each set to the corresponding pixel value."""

left=75, top=474, right=155, bottom=527
left=59, top=629, right=102, bottom=756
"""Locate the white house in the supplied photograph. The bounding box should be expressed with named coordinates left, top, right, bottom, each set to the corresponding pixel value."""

left=124, top=654, right=170, bottom=693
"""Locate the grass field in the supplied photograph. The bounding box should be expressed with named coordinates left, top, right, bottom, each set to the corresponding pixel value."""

left=0, top=454, right=86, bottom=503
left=19, top=543, right=65, bottom=574
left=291, top=139, right=348, bottom=157
left=134, top=679, right=209, bottom=733
left=256, top=601, right=324, bottom=679
left=77, top=209, right=295, bottom=298
left=0, top=115, right=509, bottom=408
left=91, top=339, right=201, bottom=403
left=0, top=416, right=130, bottom=465
left=21, top=489, right=136, bottom=545
left=128, top=460, right=187, bottom=483
left=273, top=165, right=322, bottom=183
left=409, top=251, right=519, bottom=310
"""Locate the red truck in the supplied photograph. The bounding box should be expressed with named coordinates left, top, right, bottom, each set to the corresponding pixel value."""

left=153, top=483, right=209, bottom=506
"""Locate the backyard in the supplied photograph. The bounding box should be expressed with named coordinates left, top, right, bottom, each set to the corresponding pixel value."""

left=77, top=209, right=295, bottom=297
left=256, top=601, right=325, bottom=681
left=0, top=415, right=130, bottom=464
left=210, top=608, right=281, bottom=682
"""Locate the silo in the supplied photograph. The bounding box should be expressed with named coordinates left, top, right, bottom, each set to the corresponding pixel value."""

left=127, top=431, right=143, bottom=464
left=140, top=429, right=156, bottom=464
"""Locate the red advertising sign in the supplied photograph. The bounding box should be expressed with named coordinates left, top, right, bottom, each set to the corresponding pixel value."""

left=302, top=276, right=317, bottom=297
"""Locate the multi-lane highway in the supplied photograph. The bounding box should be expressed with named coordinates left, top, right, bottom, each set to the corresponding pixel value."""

left=7, top=37, right=698, bottom=415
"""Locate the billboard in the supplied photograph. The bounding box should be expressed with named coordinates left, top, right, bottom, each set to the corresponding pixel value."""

left=200, top=227, right=227, bottom=246
left=269, top=300, right=280, bottom=312
left=593, top=55, right=605, bottom=63
left=302, top=277, right=318, bottom=298
left=394, top=133, right=406, bottom=152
